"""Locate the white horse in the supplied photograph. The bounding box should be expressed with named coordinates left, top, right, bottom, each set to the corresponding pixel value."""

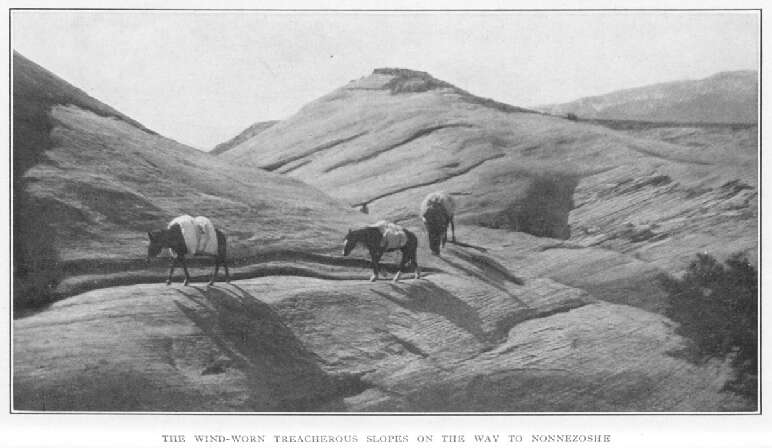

left=420, top=191, right=456, bottom=255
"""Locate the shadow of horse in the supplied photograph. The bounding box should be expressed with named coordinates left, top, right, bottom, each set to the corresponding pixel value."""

left=445, top=246, right=524, bottom=286
left=172, top=284, right=372, bottom=411
left=448, top=240, right=489, bottom=253
left=369, top=282, right=491, bottom=345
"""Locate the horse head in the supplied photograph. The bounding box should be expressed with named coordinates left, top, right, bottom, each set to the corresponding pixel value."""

left=422, top=210, right=447, bottom=255
left=343, top=229, right=357, bottom=256
left=147, top=230, right=165, bottom=259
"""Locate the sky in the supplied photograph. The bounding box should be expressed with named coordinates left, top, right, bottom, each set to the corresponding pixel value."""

left=12, top=10, right=760, bottom=150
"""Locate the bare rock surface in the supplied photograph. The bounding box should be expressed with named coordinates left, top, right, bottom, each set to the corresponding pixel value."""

left=14, top=52, right=368, bottom=299
left=14, top=265, right=746, bottom=412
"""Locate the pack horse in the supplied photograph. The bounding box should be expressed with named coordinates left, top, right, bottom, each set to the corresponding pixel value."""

left=147, top=215, right=230, bottom=285
left=343, top=220, right=421, bottom=282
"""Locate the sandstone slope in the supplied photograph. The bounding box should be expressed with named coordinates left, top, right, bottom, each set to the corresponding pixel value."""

left=221, top=68, right=757, bottom=311
left=13, top=52, right=368, bottom=301
left=15, top=259, right=745, bottom=412
left=13, top=63, right=756, bottom=412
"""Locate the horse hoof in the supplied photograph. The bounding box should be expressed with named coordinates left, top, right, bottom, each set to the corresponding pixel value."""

left=207, top=281, right=214, bottom=286
left=166, top=280, right=172, bottom=286
left=183, top=281, right=190, bottom=286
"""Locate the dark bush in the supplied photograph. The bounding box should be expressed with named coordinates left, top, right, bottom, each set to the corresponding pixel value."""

left=659, top=253, right=757, bottom=399
left=566, top=113, right=578, bottom=121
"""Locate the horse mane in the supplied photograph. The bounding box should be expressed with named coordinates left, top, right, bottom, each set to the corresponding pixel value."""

left=148, top=229, right=164, bottom=240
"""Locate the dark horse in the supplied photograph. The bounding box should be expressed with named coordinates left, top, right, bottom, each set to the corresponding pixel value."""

left=343, top=226, right=420, bottom=282
left=421, top=191, right=456, bottom=255
left=147, top=223, right=230, bottom=286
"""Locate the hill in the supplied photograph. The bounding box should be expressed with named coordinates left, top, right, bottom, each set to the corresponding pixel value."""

left=218, top=68, right=757, bottom=410
left=210, top=120, right=278, bottom=154
left=13, top=61, right=756, bottom=412
left=12, top=52, right=367, bottom=306
left=221, top=67, right=756, bottom=277
left=536, top=70, right=758, bottom=124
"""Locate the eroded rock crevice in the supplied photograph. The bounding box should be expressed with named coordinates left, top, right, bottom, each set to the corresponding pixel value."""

left=476, top=174, right=579, bottom=239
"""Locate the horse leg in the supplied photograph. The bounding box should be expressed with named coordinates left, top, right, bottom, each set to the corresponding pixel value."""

left=413, top=250, right=421, bottom=280
left=379, top=252, right=389, bottom=278
left=217, top=231, right=230, bottom=283
left=451, top=216, right=456, bottom=242
left=180, top=256, right=191, bottom=286
left=409, top=241, right=421, bottom=280
left=370, top=250, right=381, bottom=282
left=442, top=224, right=448, bottom=248
left=394, top=249, right=410, bottom=282
left=209, top=258, right=220, bottom=286
left=167, top=258, right=177, bottom=285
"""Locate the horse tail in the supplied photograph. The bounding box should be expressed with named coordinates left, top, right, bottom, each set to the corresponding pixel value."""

left=216, top=229, right=227, bottom=261
left=406, top=229, right=418, bottom=262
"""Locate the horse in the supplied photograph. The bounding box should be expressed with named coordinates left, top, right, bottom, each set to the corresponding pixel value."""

left=147, top=215, right=230, bottom=286
left=343, top=222, right=421, bottom=282
left=420, top=191, right=456, bottom=255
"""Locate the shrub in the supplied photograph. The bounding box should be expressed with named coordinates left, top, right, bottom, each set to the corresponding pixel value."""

left=658, top=253, right=757, bottom=398
left=566, top=113, right=578, bottom=121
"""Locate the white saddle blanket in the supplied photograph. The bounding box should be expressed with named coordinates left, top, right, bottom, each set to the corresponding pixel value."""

left=421, top=191, right=456, bottom=218
left=168, top=215, right=219, bottom=256
left=373, top=220, right=407, bottom=250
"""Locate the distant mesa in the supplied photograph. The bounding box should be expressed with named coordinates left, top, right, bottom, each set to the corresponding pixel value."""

left=210, top=120, right=279, bottom=154
left=536, top=70, right=758, bottom=124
